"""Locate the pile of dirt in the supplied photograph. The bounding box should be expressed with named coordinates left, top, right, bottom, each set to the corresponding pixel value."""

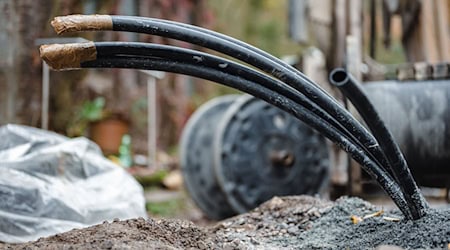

left=2, top=196, right=449, bottom=249
left=4, top=218, right=216, bottom=249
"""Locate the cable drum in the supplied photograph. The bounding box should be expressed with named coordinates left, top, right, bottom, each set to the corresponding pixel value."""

left=214, top=95, right=330, bottom=214
left=180, top=95, right=239, bottom=219
left=181, top=95, right=330, bottom=219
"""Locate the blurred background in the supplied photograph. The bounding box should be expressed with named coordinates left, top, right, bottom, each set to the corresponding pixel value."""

left=0, top=0, right=449, bottom=224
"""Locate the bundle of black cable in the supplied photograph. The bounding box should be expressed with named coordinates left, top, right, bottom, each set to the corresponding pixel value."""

left=40, top=14, right=428, bottom=220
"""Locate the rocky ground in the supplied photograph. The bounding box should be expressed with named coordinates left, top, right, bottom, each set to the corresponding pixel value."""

left=1, top=195, right=449, bottom=249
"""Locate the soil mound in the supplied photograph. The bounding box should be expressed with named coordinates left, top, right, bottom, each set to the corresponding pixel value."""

left=3, top=218, right=216, bottom=249
left=2, top=196, right=449, bottom=249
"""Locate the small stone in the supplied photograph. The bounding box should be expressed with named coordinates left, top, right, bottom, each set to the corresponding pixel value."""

left=197, top=241, right=207, bottom=249
left=287, top=217, right=296, bottom=223
left=266, top=196, right=285, bottom=210
left=237, top=218, right=246, bottom=225
left=162, top=170, right=183, bottom=190
left=312, top=211, right=321, bottom=218
left=222, top=221, right=233, bottom=227
left=231, top=238, right=241, bottom=247
left=100, top=240, right=114, bottom=249
left=250, top=237, right=260, bottom=245
left=222, top=243, right=234, bottom=250
left=280, top=222, right=289, bottom=229
left=375, top=245, right=405, bottom=250
left=288, top=226, right=299, bottom=235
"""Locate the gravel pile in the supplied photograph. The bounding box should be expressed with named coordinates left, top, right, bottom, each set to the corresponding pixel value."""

left=210, top=196, right=333, bottom=248
left=2, top=195, right=449, bottom=249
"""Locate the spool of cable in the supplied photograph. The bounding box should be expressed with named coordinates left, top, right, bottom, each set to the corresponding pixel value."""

left=214, top=95, right=329, bottom=213
left=180, top=95, right=239, bottom=219
left=180, top=95, right=329, bottom=218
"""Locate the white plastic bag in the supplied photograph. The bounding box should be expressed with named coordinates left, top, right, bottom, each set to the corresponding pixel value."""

left=0, top=124, right=147, bottom=243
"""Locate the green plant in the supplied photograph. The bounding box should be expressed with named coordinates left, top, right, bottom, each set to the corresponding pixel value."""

left=67, top=97, right=108, bottom=137
left=134, top=169, right=169, bottom=187
left=145, top=199, right=185, bottom=217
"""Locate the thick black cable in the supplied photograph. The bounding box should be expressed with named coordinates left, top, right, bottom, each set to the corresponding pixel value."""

left=95, top=41, right=420, bottom=218
left=95, top=42, right=381, bottom=167
left=110, top=16, right=429, bottom=218
left=50, top=14, right=426, bottom=218
left=329, top=69, right=428, bottom=218
left=110, top=15, right=395, bottom=180
left=80, top=56, right=412, bottom=218
left=96, top=41, right=396, bottom=183
left=55, top=14, right=404, bottom=211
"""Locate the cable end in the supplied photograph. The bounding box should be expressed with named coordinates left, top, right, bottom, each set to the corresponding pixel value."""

left=39, top=42, right=97, bottom=70
left=51, top=14, right=113, bottom=34
left=329, top=68, right=349, bottom=87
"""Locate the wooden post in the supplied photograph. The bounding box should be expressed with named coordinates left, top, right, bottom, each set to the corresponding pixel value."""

left=420, top=0, right=439, bottom=63
left=346, top=0, right=363, bottom=195
left=436, top=0, right=450, bottom=61
left=347, top=0, right=362, bottom=80
left=41, top=63, right=49, bottom=130
left=333, top=0, right=347, bottom=69
left=148, top=76, right=157, bottom=169
left=140, top=70, right=165, bottom=169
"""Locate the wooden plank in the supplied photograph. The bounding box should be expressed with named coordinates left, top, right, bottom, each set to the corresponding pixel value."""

left=346, top=0, right=363, bottom=195
left=436, top=0, right=450, bottom=61
left=420, top=0, right=439, bottom=62
left=348, top=0, right=362, bottom=80
left=333, top=0, right=347, bottom=68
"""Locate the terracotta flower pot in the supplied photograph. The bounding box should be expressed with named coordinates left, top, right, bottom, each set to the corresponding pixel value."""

left=89, top=118, right=129, bottom=155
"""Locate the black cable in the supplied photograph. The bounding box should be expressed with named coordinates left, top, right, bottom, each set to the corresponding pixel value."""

left=95, top=42, right=380, bottom=166
left=111, top=17, right=426, bottom=216
left=52, top=14, right=397, bottom=201
left=329, top=69, right=428, bottom=219
left=49, top=14, right=425, bottom=218
left=96, top=41, right=397, bottom=186
left=110, top=15, right=394, bottom=177
left=80, top=56, right=412, bottom=218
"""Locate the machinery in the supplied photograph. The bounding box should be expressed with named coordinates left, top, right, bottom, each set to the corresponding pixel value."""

left=363, top=79, right=450, bottom=188
left=180, top=95, right=329, bottom=219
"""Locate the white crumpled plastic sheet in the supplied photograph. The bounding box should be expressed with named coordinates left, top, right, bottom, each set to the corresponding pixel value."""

left=0, top=124, right=147, bottom=243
